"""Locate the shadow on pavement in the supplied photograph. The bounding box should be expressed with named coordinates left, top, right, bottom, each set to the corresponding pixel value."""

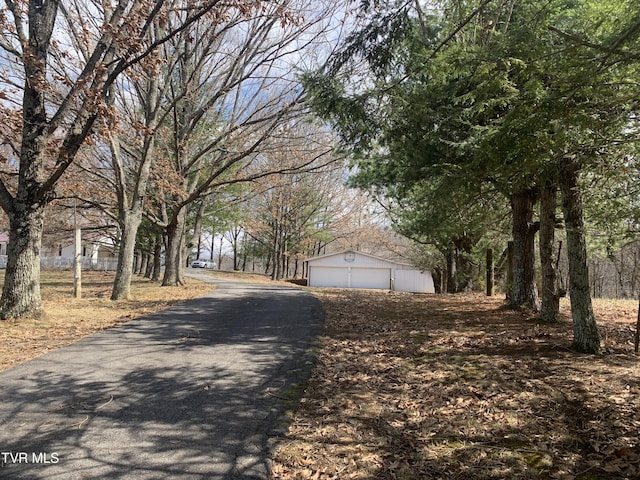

left=0, top=281, right=323, bottom=479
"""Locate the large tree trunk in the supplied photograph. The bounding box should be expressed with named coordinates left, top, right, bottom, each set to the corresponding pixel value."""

left=509, top=189, right=540, bottom=311
left=539, top=184, right=560, bottom=322
left=163, top=208, right=187, bottom=286
left=559, top=156, right=600, bottom=353
left=151, top=231, right=163, bottom=282
left=432, top=268, right=443, bottom=294
left=0, top=205, right=46, bottom=319
left=0, top=2, right=56, bottom=319
left=111, top=211, right=143, bottom=300
left=446, top=248, right=457, bottom=293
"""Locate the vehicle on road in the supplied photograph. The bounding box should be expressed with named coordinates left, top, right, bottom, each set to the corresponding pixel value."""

left=191, top=260, right=215, bottom=269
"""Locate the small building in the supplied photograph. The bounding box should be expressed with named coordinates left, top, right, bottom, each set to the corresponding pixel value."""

left=40, top=233, right=118, bottom=270
left=305, top=250, right=435, bottom=293
left=0, top=231, right=118, bottom=270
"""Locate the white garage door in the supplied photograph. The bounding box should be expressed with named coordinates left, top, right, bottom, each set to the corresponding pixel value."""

left=309, top=266, right=349, bottom=288
left=351, top=268, right=391, bottom=290
left=394, top=270, right=435, bottom=293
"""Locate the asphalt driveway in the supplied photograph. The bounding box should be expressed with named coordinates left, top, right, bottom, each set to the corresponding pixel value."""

left=0, top=275, right=324, bottom=479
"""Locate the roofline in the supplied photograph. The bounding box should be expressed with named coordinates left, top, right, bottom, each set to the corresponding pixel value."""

left=304, top=249, right=413, bottom=267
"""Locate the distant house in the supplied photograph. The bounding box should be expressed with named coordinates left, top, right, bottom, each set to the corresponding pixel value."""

left=305, top=250, right=435, bottom=293
left=0, top=231, right=118, bottom=270
left=41, top=232, right=117, bottom=270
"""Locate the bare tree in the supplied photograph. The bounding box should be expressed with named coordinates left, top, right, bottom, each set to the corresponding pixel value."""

left=135, top=0, right=346, bottom=286
left=79, top=16, right=175, bottom=300
left=243, top=139, right=382, bottom=279
left=0, top=0, right=226, bottom=319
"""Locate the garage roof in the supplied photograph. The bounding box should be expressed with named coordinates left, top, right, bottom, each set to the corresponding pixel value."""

left=305, top=250, right=412, bottom=268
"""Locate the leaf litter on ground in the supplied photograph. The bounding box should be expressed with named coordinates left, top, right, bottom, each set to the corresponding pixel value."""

left=271, top=290, right=640, bottom=480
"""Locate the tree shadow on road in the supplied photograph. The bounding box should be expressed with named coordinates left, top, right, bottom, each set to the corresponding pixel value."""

left=0, top=283, right=323, bottom=479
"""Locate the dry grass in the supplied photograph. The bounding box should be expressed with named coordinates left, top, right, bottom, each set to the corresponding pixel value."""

left=198, top=269, right=296, bottom=286
left=272, top=290, right=640, bottom=480
left=0, top=270, right=213, bottom=371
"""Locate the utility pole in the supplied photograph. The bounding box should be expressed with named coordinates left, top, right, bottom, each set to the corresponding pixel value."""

left=73, top=199, right=82, bottom=299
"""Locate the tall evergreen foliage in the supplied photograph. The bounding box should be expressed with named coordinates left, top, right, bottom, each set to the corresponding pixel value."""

left=302, top=0, right=640, bottom=353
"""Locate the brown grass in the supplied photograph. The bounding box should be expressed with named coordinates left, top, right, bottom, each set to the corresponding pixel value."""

left=198, top=269, right=295, bottom=286
left=0, top=270, right=213, bottom=371
left=272, top=290, right=640, bottom=480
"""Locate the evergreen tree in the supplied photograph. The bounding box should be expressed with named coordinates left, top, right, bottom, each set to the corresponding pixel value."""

left=302, top=0, right=640, bottom=352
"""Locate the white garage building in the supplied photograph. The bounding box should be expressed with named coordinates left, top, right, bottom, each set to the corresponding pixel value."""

left=305, top=250, right=435, bottom=293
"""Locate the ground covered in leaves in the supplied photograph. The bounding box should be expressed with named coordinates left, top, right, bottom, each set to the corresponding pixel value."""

left=272, top=291, right=640, bottom=480
left=0, top=270, right=211, bottom=371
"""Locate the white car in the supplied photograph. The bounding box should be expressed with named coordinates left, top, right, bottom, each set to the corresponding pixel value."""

left=191, top=260, right=215, bottom=269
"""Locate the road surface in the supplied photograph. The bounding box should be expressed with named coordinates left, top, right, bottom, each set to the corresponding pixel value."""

left=0, top=276, right=323, bottom=479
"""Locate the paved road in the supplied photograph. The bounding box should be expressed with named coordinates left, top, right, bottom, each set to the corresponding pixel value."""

left=0, top=275, right=324, bottom=479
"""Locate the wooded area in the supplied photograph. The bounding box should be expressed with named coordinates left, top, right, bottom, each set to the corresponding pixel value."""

left=302, top=0, right=640, bottom=353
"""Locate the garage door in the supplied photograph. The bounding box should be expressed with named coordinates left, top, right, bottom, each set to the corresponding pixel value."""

left=351, top=268, right=391, bottom=290
left=309, top=266, right=349, bottom=288
left=394, top=269, right=435, bottom=293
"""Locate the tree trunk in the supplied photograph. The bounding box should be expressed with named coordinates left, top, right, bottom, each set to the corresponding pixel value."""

left=111, top=211, right=143, bottom=300
left=151, top=232, right=163, bottom=282
left=241, top=248, right=248, bottom=272
left=163, top=208, right=187, bottom=286
left=73, top=226, right=82, bottom=299
left=446, top=248, right=457, bottom=293
left=139, top=252, right=149, bottom=277
left=635, top=295, right=640, bottom=354
left=217, top=235, right=224, bottom=270
left=233, top=240, right=239, bottom=271
left=134, top=250, right=143, bottom=275
left=505, top=241, right=514, bottom=301
left=432, top=268, right=443, bottom=294
left=144, top=251, right=154, bottom=278
left=539, top=184, right=560, bottom=322
left=0, top=2, right=56, bottom=319
left=271, top=220, right=281, bottom=280
left=509, top=189, right=540, bottom=311
left=265, top=252, right=271, bottom=275
left=0, top=205, right=46, bottom=319
left=185, top=199, right=207, bottom=264
left=486, top=248, right=494, bottom=297
left=559, top=156, right=600, bottom=353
